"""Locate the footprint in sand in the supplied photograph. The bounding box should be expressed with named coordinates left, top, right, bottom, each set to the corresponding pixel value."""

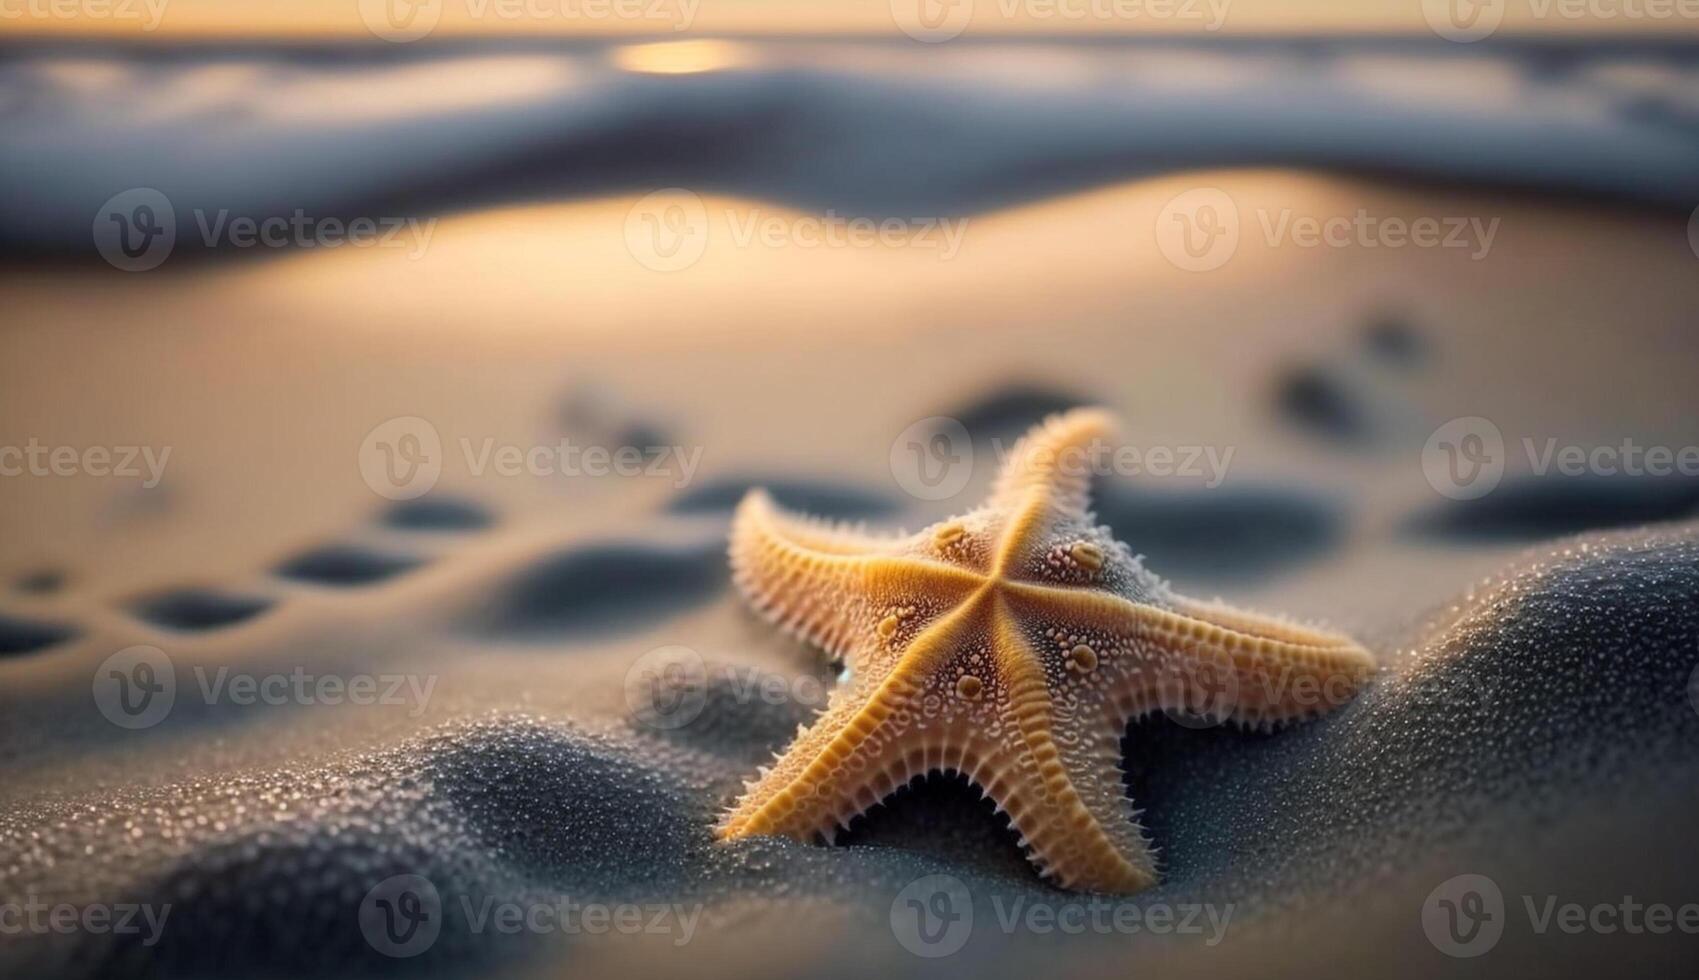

left=8, top=531, right=1699, bottom=979
left=917, top=382, right=1087, bottom=451
left=379, top=495, right=495, bottom=533
left=1406, top=472, right=1699, bottom=543
left=109, top=500, right=492, bottom=636
left=128, top=587, right=275, bottom=632
left=1361, top=311, right=1429, bottom=369
left=557, top=382, right=675, bottom=455
left=934, top=383, right=1094, bottom=445
left=273, top=544, right=427, bottom=587
left=1092, top=477, right=1345, bottom=587
left=1274, top=310, right=1433, bottom=450
left=464, top=539, right=727, bottom=641
left=667, top=476, right=899, bottom=520
left=0, top=612, right=77, bottom=656
left=1273, top=363, right=1383, bottom=447
left=12, top=569, right=66, bottom=595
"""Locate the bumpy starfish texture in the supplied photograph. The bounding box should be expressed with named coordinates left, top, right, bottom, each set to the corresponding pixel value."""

left=718, top=409, right=1374, bottom=893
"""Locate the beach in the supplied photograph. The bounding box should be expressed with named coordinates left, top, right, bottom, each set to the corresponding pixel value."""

left=4, top=33, right=1699, bottom=980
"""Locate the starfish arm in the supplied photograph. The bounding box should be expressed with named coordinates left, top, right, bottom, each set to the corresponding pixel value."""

left=1007, top=582, right=1376, bottom=727
left=1151, top=594, right=1376, bottom=724
left=987, top=408, right=1118, bottom=517
left=719, top=412, right=1380, bottom=897
left=717, top=596, right=993, bottom=841
left=985, top=605, right=1158, bottom=892
left=730, top=490, right=982, bottom=664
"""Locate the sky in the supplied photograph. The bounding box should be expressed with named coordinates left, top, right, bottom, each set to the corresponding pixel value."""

left=7, top=0, right=1699, bottom=40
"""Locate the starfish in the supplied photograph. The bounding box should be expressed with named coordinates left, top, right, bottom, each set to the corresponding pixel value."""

left=717, top=409, right=1374, bottom=893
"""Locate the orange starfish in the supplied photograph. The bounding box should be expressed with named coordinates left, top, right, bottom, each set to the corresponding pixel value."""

left=718, top=409, right=1374, bottom=892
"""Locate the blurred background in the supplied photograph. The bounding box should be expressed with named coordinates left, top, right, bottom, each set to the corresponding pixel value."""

left=4, top=0, right=1699, bottom=590
left=4, top=3, right=1699, bottom=980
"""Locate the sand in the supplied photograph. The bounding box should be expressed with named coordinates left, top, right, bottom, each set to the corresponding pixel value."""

left=3, top=170, right=1699, bottom=978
